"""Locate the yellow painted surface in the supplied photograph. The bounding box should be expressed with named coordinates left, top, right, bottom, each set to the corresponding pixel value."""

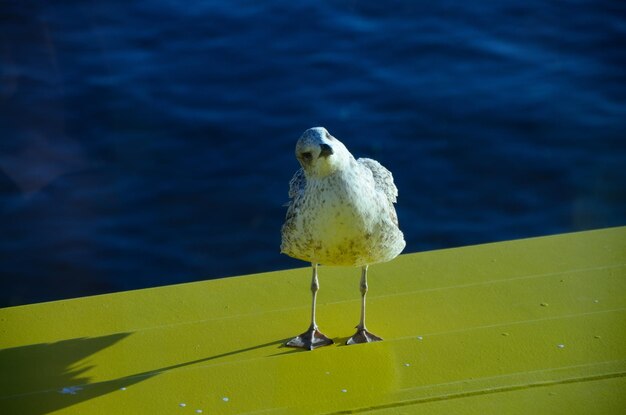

left=1, top=227, right=625, bottom=414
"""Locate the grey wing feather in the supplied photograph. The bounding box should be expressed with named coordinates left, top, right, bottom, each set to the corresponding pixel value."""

left=282, top=169, right=306, bottom=248
left=287, top=168, right=306, bottom=200
left=357, top=158, right=398, bottom=203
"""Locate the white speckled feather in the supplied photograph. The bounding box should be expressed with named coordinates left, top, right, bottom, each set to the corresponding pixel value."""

left=281, top=127, right=405, bottom=266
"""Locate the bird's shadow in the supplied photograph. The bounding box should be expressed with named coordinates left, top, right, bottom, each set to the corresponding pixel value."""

left=0, top=333, right=132, bottom=415
left=0, top=335, right=294, bottom=415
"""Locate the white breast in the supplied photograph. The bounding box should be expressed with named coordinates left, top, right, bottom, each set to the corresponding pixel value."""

left=282, top=167, right=404, bottom=266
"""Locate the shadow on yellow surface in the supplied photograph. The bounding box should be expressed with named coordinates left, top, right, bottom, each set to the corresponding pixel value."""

left=0, top=333, right=131, bottom=414
left=0, top=334, right=300, bottom=415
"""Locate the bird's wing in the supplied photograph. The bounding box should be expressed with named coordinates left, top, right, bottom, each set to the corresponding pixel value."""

left=357, top=158, right=398, bottom=203
left=287, top=168, right=307, bottom=200
left=282, top=168, right=306, bottom=239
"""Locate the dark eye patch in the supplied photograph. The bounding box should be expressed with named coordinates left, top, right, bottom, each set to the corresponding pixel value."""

left=325, top=131, right=334, bottom=140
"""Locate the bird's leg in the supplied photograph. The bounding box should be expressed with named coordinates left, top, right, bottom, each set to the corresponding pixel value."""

left=347, top=265, right=383, bottom=345
left=285, top=263, right=334, bottom=350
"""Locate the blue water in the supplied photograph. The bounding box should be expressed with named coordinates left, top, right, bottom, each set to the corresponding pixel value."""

left=1, top=1, right=625, bottom=306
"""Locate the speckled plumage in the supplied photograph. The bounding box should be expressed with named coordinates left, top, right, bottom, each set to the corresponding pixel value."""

left=281, top=127, right=405, bottom=267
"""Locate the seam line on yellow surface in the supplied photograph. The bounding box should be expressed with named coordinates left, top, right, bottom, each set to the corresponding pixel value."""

left=397, top=359, right=626, bottom=393
left=109, top=263, right=625, bottom=335
left=327, top=362, right=626, bottom=414
left=359, top=263, right=625, bottom=302
left=393, top=306, right=626, bottom=341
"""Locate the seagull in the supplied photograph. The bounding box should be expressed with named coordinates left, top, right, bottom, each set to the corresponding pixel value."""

left=281, top=127, right=405, bottom=350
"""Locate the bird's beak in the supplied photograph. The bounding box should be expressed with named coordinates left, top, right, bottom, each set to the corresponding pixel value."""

left=319, top=143, right=334, bottom=158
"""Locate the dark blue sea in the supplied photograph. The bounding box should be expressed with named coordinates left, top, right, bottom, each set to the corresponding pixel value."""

left=1, top=1, right=625, bottom=307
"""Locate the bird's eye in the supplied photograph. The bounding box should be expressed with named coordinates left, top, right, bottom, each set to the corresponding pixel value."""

left=325, top=131, right=334, bottom=141
left=300, top=152, right=313, bottom=162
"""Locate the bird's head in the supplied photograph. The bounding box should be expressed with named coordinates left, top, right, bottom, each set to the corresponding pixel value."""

left=295, top=127, right=352, bottom=177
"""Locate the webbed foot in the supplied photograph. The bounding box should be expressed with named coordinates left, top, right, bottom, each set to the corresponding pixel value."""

left=285, top=326, right=334, bottom=350
left=346, top=328, right=383, bottom=345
